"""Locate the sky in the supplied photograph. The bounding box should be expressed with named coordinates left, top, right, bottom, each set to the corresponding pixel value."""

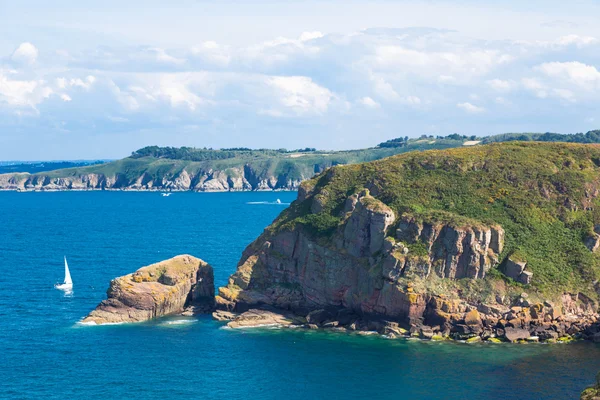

left=2, top=0, right=600, bottom=160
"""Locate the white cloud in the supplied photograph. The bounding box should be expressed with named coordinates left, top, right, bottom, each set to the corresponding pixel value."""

left=371, top=46, right=513, bottom=78
left=299, top=31, right=324, bottom=42
left=487, top=79, right=514, bottom=92
left=243, top=32, right=322, bottom=67
left=554, top=34, right=598, bottom=47
left=457, top=102, right=485, bottom=113
left=522, top=77, right=548, bottom=98
left=0, top=70, right=53, bottom=108
left=150, top=48, right=186, bottom=65
left=267, top=76, right=333, bottom=115
left=61, top=75, right=96, bottom=91
left=495, top=96, right=510, bottom=105
left=438, top=75, right=457, bottom=84
left=358, top=96, right=380, bottom=108
left=191, top=41, right=231, bottom=67
left=370, top=74, right=400, bottom=101
left=552, top=88, right=576, bottom=102
left=402, top=96, right=421, bottom=105
left=537, top=61, right=600, bottom=89
left=4, top=28, right=600, bottom=145
left=11, top=42, right=38, bottom=64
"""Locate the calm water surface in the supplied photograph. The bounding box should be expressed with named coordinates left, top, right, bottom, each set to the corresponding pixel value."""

left=0, top=192, right=598, bottom=399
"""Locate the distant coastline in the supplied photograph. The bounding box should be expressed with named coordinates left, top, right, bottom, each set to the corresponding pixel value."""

left=1, top=187, right=298, bottom=192
left=3, top=130, right=600, bottom=192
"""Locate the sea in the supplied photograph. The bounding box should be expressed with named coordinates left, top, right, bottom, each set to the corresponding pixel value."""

left=0, top=191, right=598, bottom=399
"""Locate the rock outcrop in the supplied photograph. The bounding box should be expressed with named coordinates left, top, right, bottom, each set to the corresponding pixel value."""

left=214, top=142, right=600, bottom=341
left=581, top=372, right=600, bottom=400
left=216, top=191, right=509, bottom=321
left=503, top=256, right=534, bottom=284
left=82, top=255, right=214, bottom=325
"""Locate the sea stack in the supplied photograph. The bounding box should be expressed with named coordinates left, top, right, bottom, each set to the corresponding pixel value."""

left=82, top=255, right=214, bottom=325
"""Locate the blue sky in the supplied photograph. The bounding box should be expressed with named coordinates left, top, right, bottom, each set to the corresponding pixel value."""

left=1, top=0, right=600, bottom=159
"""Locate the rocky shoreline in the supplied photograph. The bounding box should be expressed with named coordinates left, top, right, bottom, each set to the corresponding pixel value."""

left=0, top=167, right=304, bottom=192
left=83, top=253, right=600, bottom=343
left=82, top=144, right=600, bottom=348
left=212, top=299, right=600, bottom=344
left=0, top=187, right=297, bottom=193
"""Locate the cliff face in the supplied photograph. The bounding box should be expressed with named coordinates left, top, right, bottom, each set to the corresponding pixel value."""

left=82, top=255, right=214, bottom=325
left=216, top=143, right=600, bottom=340
left=0, top=166, right=304, bottom=192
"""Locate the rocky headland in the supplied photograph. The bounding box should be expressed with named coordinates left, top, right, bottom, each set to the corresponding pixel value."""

left=0, top=167, right=305, bottom=192
left=0, top=145, right=413, bottom=192
left=82, top=255, right=214, bottom=325
left=213, top=142, right=600, bottom=342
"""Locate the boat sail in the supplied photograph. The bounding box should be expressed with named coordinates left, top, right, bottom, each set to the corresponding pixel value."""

left=55, top=256, right=73, bottom=290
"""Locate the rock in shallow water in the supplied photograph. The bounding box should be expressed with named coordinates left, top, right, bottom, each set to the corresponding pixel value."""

left=224, top=308, right=303, bottom=329
left=82, top=255, right=214, bottom=325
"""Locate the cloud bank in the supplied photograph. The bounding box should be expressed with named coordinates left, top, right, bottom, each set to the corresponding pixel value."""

left=1, top=27, right=600, bottom=158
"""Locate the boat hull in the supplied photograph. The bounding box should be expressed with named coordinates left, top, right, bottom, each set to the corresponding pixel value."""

left=55, top=283, right=73, bottom=291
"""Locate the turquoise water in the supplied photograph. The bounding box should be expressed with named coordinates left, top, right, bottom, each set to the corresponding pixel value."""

left=1, top=192, right=598, bottom=399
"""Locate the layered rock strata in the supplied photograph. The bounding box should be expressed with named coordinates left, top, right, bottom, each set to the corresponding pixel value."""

left=82, top=255, right=214, bottom=324
left=0, top=166, right=305, bottom=192
left=215, top=187, right=600, bottom=342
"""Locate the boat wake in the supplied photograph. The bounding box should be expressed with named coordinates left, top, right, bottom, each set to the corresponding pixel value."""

left=246, top=200, right=290, bottom=205
left=76, top=320, right=126, bottom=326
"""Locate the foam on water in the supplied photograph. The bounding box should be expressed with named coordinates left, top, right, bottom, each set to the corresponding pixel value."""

left=246, top=201, right=291, bottom=205
left=160, top=319, right=197, bottom=326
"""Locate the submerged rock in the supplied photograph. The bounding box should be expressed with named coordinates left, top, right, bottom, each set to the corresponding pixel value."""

left=224, top=308, right=303, bottom=329
left=82, top=255, right=214, bottom=325
left=581, top=372, right=600, bottom=400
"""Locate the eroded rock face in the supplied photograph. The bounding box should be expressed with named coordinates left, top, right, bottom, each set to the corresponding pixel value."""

left=82, top=255, right=214, bottom=324
left=340, top=194, right=396, bottom=257
left=0, top=165, right=306, bottom=192
left=391, top=215, right=504, bottom=279
left=503, top=256, right=534, bottom=284
left=216, top=191, right=505, bottom=322
left=215, top=188, right=600, bottom=340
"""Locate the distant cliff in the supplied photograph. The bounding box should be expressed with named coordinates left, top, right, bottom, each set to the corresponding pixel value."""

left=216, top=142, right=600, bottom=341
left=5, top=130, right=600, bottom=192
left=0, top=143, right=461, bottom=192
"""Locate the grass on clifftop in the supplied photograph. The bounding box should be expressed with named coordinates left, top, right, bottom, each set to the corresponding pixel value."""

left=273, top=142, right=600, bottom=298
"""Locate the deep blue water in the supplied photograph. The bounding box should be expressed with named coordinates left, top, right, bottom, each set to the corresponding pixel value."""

left=1, top=191, right=599, bottom=399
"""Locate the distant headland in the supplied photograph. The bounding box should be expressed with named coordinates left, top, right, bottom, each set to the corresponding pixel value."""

left=3, top=130, right=600, bottom=192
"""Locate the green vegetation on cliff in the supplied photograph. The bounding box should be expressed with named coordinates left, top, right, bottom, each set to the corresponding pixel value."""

left=272, top=142, right=600, bottom=297
left=581, top=372, right=600, bottom=400
left=4, top=129, right=600, bottom=191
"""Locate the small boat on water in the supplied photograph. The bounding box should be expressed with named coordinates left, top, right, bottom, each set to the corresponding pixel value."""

left=161, top=193, right=172, bottom=197
left=55, top=256, right=73, bottom=291
left=276, top=199, right=281, bottom=204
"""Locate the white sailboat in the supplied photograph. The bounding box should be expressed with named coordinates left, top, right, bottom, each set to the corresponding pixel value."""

left=55, top=256, right=73, bottom=291
left=276, top=198, right=282, bottom=204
